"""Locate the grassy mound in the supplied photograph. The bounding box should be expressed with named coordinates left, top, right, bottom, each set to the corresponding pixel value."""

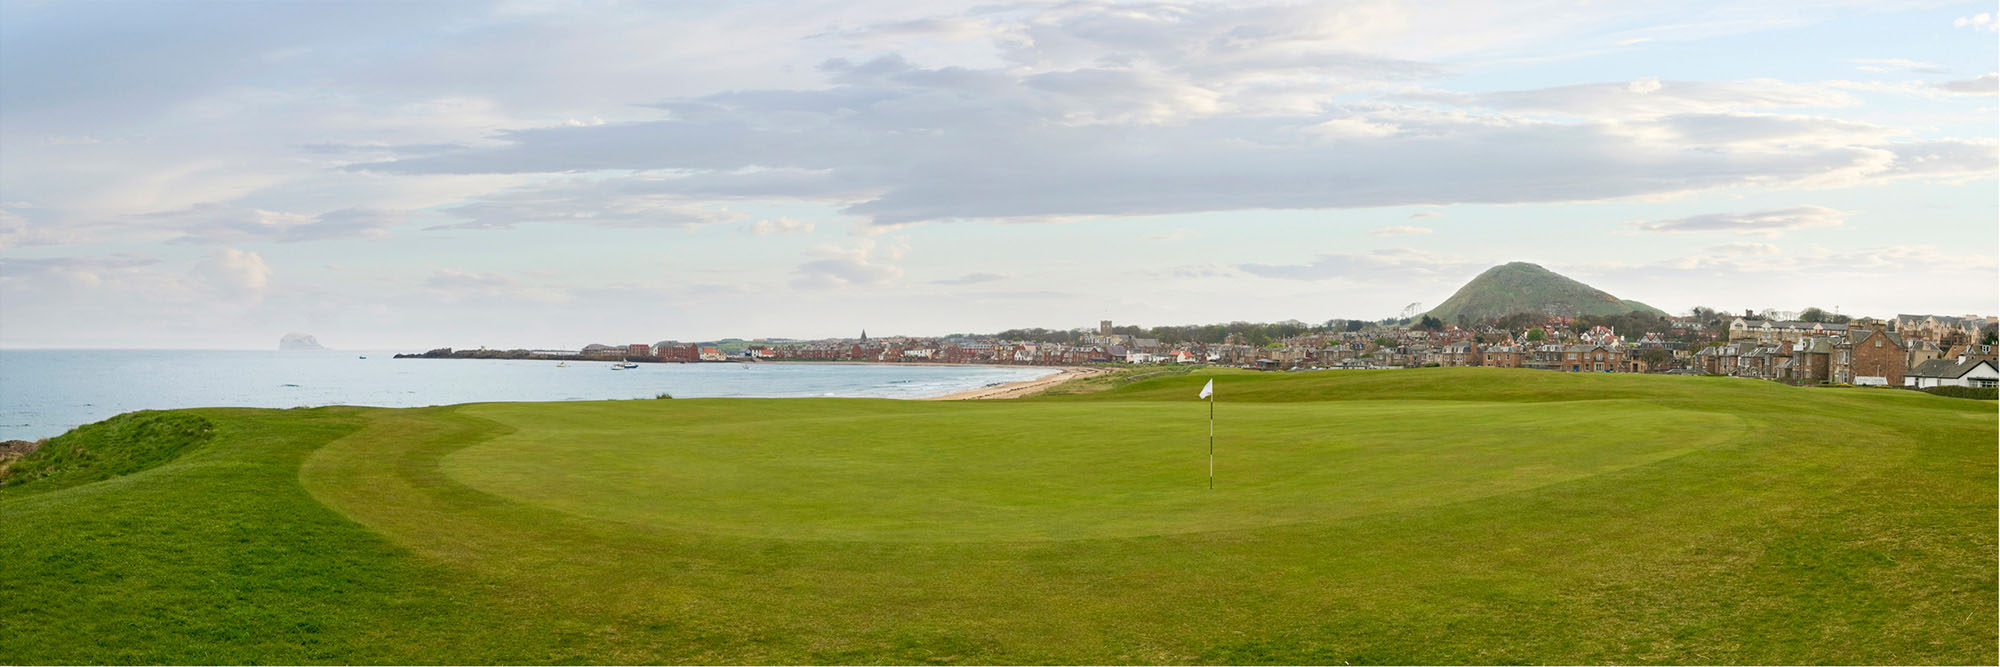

left=0, top=411, right=213, bottom=493
left=1, top=369, right=1993, bottom=664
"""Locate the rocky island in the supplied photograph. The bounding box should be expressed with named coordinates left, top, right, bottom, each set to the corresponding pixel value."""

left=278, top=333, right=328, bottom=351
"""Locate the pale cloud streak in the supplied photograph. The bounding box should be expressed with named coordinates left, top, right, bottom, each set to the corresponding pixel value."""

left=746, top=217, right=816, bottom=236
left=932, top=272, right=1007, bottom=285
left=1847, top=58, right=1948, bottom=74
left=1238, top=248, right=1475, bottom=282
left=1939, top=74, right=2000, bottom=96
left=1629, top=205, right=1846, bottom=237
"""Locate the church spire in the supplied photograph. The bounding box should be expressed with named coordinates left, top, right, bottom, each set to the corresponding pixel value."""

left=860, top=329, right=868, bottom=342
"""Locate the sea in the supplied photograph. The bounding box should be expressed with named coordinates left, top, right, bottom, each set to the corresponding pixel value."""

left=0, top=350, right=1058, bottom=441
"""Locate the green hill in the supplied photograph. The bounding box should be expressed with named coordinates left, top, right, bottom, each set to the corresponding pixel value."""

left=1, top=369, right=1993, bottom=664
left=1423, top=262, right=1666, bottom=324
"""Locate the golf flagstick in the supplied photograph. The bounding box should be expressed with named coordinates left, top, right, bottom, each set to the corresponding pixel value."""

left=1199, top=379, right=1214, bottom=489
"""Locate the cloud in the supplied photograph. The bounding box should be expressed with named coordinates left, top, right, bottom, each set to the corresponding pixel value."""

left=432, top=178, right=744, bottom=230
left=1408, top=211, right=1445, bottom=220
left=745, top=217, right=816, bottom=236
left=1646, top=113, right=1895, bottom=146
left=1142, top=228, right=1198, bottom=241
left=1629, top=205, right=1845, bottom=237
left=151, top=204, right=401, bottom=244
left=1238, top=248, right=1473, bottom=281
left=1847, top=58, right=1948, bottom=74
left=0, top=254, right=162, bottom=288
left=790, top=237, right=908, bottom=289
left=422, top=268, right=571, bottom=303
left=192, top=248, right=271, bottom=300
left=1157, top=264, right=1238, bottom=279
left=1955, top=13, right=1997, bottom=32
left=350, top=62, right=1989, bottom=229
left=1586, top=243, right=1996, bottom=277
left=1704, top=242, right=1783, bottom=257
left=1938, top=74, right=1999, bottom=96
left=931, top=272, right=1006, bottom=285
left=1400, top=78, right=1857, bottom=118
left=358, top=97, right=1991, bottom=227
left=1370, top=225, right=1434, bottom=236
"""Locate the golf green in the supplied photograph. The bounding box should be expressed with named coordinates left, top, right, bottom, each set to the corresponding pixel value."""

left=2, top=368, right=1993, bottom=664
left=430, top=400, right=1732, bottom=541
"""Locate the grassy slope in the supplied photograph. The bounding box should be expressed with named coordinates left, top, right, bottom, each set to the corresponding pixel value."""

left=1, top=368, right=1993, bottom=664
left=0, top=411, right=213, bottom=492
left=1424, top=262, right=1669, bottom=322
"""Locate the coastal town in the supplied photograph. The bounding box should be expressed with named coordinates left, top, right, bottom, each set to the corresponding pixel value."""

left=395, top=260, right=1996, bottom=391
left=402, top=310, right=2000, bottom=390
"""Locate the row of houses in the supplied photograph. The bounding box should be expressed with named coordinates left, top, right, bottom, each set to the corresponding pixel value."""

left=743, top=322, right=1698, bottom=373
left=1726, top=313, right=1996, bottom=347
left=1698, top=326, right=1998, bottom=386
left=770, top=340, right=1124, bottom=366
left=610, top=312, right=1989, bottom=381
left=1894, top=313, right=1996, bottom=346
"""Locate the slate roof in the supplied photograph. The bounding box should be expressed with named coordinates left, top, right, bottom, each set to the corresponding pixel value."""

left=1908, top=357, right=1997, bottom=379
left=1845, top=329, right=1905, bottom=348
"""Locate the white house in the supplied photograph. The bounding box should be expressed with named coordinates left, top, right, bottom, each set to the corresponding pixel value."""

left=1904, top=356, right=1999, bottom=388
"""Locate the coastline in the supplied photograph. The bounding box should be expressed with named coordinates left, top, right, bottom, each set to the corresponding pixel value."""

left=762, top=359, right=1049, bottom=369
left=764, top=359, right=1106, bottom=399
left=920, top=366, right=1109, bottom=400
left=0, top=351, right=1107, bottom=440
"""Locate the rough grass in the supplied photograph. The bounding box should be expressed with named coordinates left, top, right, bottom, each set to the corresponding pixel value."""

left=1, top=368, right=1993, bottom=664
left=0, top=411, right=213, bottom=492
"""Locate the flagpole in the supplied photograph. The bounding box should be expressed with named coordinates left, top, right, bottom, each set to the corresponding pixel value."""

left=1208, top=392, right=1214, bottom=490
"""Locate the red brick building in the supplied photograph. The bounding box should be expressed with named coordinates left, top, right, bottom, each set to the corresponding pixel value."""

left=656, top=343, right=701, bottom=362
left=1482, top=345, right=1526, bottom=368
left=1839, top=327, right=1907, bottom=386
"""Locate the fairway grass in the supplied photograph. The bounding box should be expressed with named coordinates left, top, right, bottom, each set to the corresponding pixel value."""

left=2, top=368, right=1994, bottom=664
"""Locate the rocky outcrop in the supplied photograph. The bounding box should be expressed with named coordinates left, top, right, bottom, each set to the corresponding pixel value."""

left=279, top=333, right=328, bottom=351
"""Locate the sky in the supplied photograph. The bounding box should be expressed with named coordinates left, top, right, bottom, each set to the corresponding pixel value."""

left=1, top=0, right=1995, bottom=350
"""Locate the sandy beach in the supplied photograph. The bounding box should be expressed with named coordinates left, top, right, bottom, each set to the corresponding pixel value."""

left=921, top=366, right=1108, bottom=400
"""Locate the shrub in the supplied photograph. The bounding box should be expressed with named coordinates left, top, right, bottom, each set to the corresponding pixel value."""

left=1918, top=386, right=1997, bottom=400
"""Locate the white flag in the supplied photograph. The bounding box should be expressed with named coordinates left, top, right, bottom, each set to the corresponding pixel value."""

left=1198, top=379, right=1214, bottom=399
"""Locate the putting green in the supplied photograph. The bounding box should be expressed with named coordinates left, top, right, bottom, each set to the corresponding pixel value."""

left=441, top=399, right=1739, bottom=541
left=5, top=367, right=1994, bottom=664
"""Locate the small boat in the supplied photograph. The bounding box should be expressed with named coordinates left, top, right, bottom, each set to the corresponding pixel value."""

left=556, top=362, right=568, bottom=367
left=358, top=355, right=367, bottom=359
left=620, top=362, right=639, bottom=369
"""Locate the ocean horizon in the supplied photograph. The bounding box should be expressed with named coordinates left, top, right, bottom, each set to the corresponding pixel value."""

left=0, top=349, right=1057, bottom=441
